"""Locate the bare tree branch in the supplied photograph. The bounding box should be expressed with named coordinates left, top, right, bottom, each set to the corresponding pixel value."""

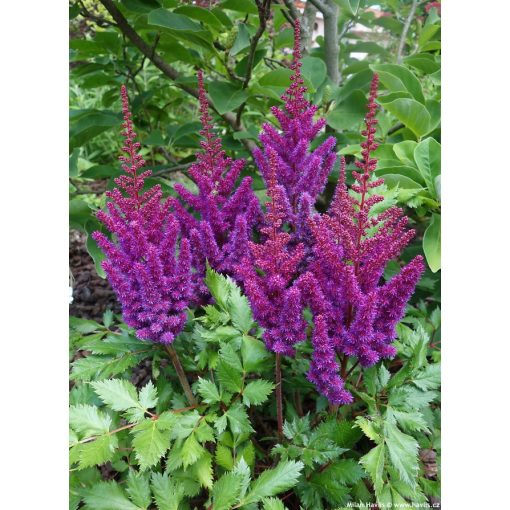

left=98, top=0, right=256, bottom=151
left=300, top=1, right=318, bottom=55
left=396, top=0, right=420, bottom=64
left=307, top=0, right=332, bottom=16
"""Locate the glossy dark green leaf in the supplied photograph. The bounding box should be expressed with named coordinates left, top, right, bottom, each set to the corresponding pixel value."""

left=208, top=81, right=248, bottom=114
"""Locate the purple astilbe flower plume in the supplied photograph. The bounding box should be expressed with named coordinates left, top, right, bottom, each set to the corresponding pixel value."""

left=92, top=86, right=193, bottom=344
left=237, top=149, right=306, bottom=356
left=306, top=73, right=425, bottom=376
left=308, top=315, right=353, bottom=405
left=253, top=19, right=337, bottom=229
left=171, top=71, right=261, bottom=299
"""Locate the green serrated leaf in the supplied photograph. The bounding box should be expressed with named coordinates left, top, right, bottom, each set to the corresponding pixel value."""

left=212, top=471, right=244, bottom=510
left=69, top=404, right=112, bottom=436
left=216, top=444, right=234, bottom=470
left=138, top=381, right=158, bottom=410
left=193, top=451, right=213, bottom=488
left=228, top=285, right=254, bottom=333
left=126, top=469, right=151, bottom=509
left=91, top=379, right=140, bottom=412
left=360, top=444, right=385, bottom=494
left=82, top=481, right=139, bottom=510
left=227, top=403, right=254, bottom=435
left=355, top=416, right=381, bottom=443
left=384, top=422, right=419, bottom=486
left=70, top=434, right=118, bottom=469
left=242, top=380, right=274, bottom=406
left=151, top=472, right=184, bottom=510
left=217, top=359, right=243, bottom=393
left=197, top=377, right=222, bottom=404
left=262, top=497, right=287, bottom=510
left=132, top=419, right=171, bottom=470
left=413, top=363, right=441, bottom=391
left=182, top=432, right=206, bottom=468
left=241, top=460, right=304, bottom=505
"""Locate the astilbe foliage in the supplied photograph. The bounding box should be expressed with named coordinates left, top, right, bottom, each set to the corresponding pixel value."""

left=237, top=149, right=307, bottom=356
left=171, top=71, right=260, bottom=300
left=253, top=19, right=337, bottom=245
left=303, top=74, right=425, bottom=400
left=93, top=86, right=192, bottom=344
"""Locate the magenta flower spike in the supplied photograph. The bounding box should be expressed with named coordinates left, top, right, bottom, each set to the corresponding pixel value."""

left=237, top=148, right=307, bottom=356
left=253, top=19, right=337, bottom=232
left=306, top=73, right=425, bottom=374
left=171, top=70, right=261, bottom=300
left=93, top=86, right=193, bottom=344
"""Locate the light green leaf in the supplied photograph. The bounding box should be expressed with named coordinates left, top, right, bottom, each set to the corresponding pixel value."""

left=217, top=359, right=243, bottom=393
left=371, top=64, right=425, bottom=103
left=193, top=451, right=214, bottom=488
left=242, top=380, right=275, bottom=407
left=230, top=23, right=251, bottom=55
left=132, top=420, right=171, bottom=470
left=70, top=434, right=118, bottom=469
left=209, top=81, right=249, bottom=114
left=393, top=140, right=417, bottom=167
left=355, top=416, right=381, bottom=443
left=126, top=470, right=151, bottom=510
left=139, top=381, right=158, bottom=410
left=91, top=379, right=140, bottom=412
left=182, top=432, right=206, bottom=468
left=212, top=471, right=244, bottom=510
left=359, top=444, right=385, bottom=494
left=241, top=460, right=304, bottom=505
left=227, top=403, right=255, bottom=435
left=414, top=138, right=441, bottom=199
left=389, top=409, right=429, bottom=433
left=301, top=56, right=327, bottom=89
left=228, top=285, right=253, bottom=333
left=384, top=422, right=419, bottom=487
left=423, top=213, right=441, bottom=272
left=197, top=377, right=221, bottom=404
left=262, top=497, right=287, bottom=510
left=151, top=472, right=184, bottom=510
left=205, top=265, right=231, bottom=309
left=378, top=364, right=391, bottom=388
left=69, top=404, right=112, bottom=436
left=413, top=364, right=441, bottom=391
left=241, top=336, right=271, bottom=372
left=216, top=444, right=234, bottom=470
left=379, top=98, right=431, bottom=138
left=82, top=481, right=139, bottom=510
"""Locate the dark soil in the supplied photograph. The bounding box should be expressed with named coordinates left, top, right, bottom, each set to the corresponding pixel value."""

left=69, top=229, right=120, bottom=321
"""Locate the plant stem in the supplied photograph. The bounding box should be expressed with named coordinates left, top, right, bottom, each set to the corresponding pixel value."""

left=275, top=353, right=284, bottom=441
left=165, top=344, right=197, bottom=406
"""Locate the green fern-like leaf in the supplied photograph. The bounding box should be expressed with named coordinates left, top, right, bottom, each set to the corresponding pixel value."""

left=241, top=460, right=304, bottom=505
left=242, top=380, right=275, bottom=406
left=131, top=419, right=171, bottom=470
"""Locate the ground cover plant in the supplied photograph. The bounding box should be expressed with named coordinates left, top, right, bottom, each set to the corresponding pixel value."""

left=70, top=1, right=440, bottom=508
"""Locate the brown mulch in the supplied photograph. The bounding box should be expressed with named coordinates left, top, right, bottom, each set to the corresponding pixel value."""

left=69, top=229, right=120, bottom=321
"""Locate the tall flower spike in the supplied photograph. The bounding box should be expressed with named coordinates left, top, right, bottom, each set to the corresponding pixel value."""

left=171, top=70, right=261, bottom=301
left=237, top=148, right=306, bottom=356
left=302, top=73, right=424, bottom=404
left=93, top=86, right=193, bottom=344
left=253, top=19, right=337, bottom=231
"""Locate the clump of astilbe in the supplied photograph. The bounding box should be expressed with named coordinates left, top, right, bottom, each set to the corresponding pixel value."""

left=237, top=148, right=306, bottom=357
left=253, top=19, right=337, bottom=242
left=171, top=71, right=260, bottom=300
left=93, top=86, right=193, bottom=345
left=305, top=74, right=425, bottom=382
